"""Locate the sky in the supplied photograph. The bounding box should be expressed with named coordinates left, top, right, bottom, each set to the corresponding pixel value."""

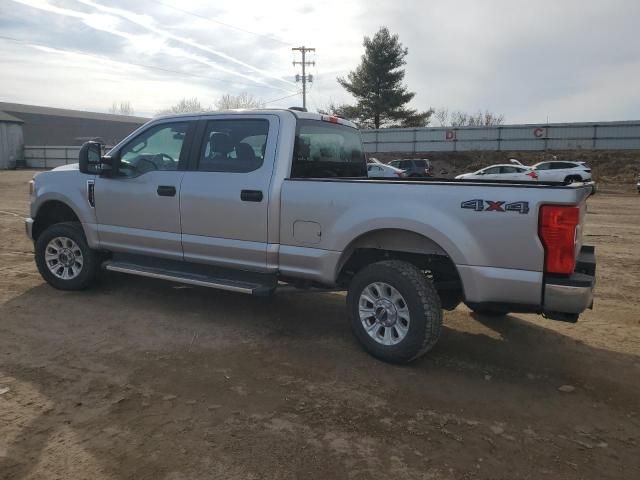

left=0, top=0, right=639, bottom=123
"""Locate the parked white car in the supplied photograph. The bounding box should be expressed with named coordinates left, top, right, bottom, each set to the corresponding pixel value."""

left=367, top=159, right=407, bottom=178
left=455, top=164, right=538, bottom=181
left=532, top=160, right=592, bottom=183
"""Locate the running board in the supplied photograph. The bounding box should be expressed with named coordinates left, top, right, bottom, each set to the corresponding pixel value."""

left=102, top=261, right=274, bottom=295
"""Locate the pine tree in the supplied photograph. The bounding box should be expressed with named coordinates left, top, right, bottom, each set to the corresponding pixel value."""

left=337, top=27, right=432, bottom=129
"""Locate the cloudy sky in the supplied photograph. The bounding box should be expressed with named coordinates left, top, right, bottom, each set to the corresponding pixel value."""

left=0, top=0, right=638, bottom=123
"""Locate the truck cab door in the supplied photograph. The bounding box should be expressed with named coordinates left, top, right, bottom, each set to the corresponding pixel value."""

left=179, top=115, right=279, bottom=271
left=94, top=120, right=195, bottom=260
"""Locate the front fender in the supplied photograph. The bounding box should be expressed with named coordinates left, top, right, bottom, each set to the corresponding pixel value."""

left=32, top=171, right=99, bottom=247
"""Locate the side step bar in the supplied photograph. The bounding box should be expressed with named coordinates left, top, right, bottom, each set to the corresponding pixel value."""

left=103, top=261, right=274, bottom=295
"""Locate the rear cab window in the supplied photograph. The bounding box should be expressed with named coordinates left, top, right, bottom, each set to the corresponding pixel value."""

left=198, top=119, right=269, bottom=173
left=291, top=119, right=367, bottom=178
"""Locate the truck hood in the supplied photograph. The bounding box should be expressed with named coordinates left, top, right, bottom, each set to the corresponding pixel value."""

left=51, top=163, right=80, bottom=171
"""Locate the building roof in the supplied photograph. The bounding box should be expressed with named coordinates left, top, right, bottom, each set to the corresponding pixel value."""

left=0, top=102, right=149, bottom=124
left=0, top=111, right=24, bottom=123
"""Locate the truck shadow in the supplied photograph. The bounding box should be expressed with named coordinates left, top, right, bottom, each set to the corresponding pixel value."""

left=434, top=311, right=640, bottom=404
left=1, top=275, right=639, bottom=478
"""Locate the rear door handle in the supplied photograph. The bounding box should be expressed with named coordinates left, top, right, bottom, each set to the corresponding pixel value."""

left=240, top=190, right=263, bottom=202
left=157, top=185, right=176, bottom=197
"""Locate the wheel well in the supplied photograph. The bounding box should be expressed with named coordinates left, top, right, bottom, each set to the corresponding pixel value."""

left=337, top=244, right=463, bottom=311
left=564, top=174, right=582, bottom=182
left=32, top=201, right=80, bottom=241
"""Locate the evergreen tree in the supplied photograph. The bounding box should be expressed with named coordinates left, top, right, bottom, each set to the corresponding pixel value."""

left=337, top=27, right=432, bottom=128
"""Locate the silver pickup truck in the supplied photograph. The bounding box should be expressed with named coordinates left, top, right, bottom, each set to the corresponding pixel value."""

left=25, top=109, right=596, bottom=363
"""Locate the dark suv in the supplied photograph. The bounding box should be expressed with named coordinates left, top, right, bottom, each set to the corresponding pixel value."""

left=388, top=158, right=432, bottom=177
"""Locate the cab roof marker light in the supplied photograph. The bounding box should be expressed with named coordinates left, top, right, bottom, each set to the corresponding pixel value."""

left=321, top=115, right=339, bottom=124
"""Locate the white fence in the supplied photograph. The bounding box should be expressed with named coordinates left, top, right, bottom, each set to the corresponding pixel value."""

left=23, top=146, right=82, bottom=168
left=361, top=120, right=640, bottom=153
left=23, top=145, right=112, bottom=168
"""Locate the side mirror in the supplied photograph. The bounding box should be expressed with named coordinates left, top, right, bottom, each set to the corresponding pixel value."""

left=78, top=141, right=102, bottom=174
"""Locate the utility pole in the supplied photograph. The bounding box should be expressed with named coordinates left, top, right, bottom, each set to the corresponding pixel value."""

left=292, top=46, right=315, bottom=110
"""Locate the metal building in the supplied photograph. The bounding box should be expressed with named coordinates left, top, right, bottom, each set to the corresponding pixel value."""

left=361, top=120, right=640, bottom=153
left=0, top=102, right=148, bottom=147
left=0, top=111, right=24, bottom=169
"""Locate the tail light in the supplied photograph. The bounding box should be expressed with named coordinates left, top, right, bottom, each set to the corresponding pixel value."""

left=538, top=205, right=580, bottom=274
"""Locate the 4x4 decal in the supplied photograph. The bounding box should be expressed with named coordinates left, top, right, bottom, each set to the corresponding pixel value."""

left=461, top=199, right=529, bottom=214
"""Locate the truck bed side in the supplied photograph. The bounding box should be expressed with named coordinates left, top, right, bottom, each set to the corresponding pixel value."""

left=278, top=178, right=591, bottom=306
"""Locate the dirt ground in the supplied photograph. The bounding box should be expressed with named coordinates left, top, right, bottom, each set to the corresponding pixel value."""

left=1, top=170, right=639, bottom=480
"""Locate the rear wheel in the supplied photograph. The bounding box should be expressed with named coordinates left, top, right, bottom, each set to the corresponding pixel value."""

left=564, top=175, right=582, bottom=184
left=347, top=260, right=442, bottom=363
left=35, top=222, right=98, bottom=290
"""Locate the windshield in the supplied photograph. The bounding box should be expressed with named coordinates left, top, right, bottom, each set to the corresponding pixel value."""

left=291, top=120, right=367, bottom=178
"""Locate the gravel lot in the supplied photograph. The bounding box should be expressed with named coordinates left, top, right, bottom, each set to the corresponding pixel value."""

left=1, top=170, right=639, bottom=480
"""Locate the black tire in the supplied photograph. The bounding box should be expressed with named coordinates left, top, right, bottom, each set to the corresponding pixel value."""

left=35, top=222, right=98, bottom=290
left=564, top=175, right=582, bottom=184
left=346, top=260, right=442, bottom=363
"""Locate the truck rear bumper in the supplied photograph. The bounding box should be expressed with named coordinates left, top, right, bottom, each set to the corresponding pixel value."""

left=463, top=246, right=596, bottom=323
left=542, top=246, right=596, bottom=321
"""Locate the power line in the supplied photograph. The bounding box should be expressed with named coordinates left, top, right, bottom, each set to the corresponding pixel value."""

left=263, top=91, right=302, bottom=105
left=154, top=0, right=290, bottom=46
left=292, top=46, right=315, bottom=110
left=0, top=34, right=296, bottom=93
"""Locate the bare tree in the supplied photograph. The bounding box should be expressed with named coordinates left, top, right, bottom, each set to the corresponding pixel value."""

left=434, top=108, right=449, bottom=126
left=156, top=97, right=208, bottom=116
left=215, top=93, right=264, bottom=110
left=446, top=109, right=505, bottom=127
left=109, top=101, right=135, bottom=115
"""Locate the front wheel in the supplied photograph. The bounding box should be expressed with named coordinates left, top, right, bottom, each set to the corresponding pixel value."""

left=347, top=260, right=443, bottom=363
left=35, top=222, right=98, bottom=290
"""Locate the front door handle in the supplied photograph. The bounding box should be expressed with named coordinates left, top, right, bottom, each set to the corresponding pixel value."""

left=240, top=190, right=263, bottom=202
left=157, top=185, right=176, bottom=197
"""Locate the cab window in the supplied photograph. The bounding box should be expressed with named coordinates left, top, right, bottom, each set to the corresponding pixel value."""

left=198, top=119, right=269, bottom=173
left=119, top=122, right=189, bottom=177
left=291, top=120, right=366, bottom=178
